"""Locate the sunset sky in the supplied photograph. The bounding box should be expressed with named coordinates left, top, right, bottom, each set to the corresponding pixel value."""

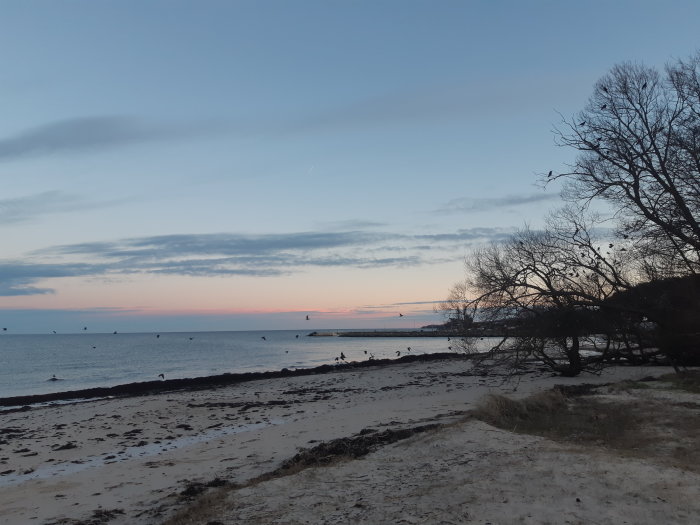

left=1, top=1, right=698, bottom=333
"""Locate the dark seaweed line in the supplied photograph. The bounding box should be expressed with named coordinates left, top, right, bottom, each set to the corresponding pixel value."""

left=0, top=352, right=468, bottom=407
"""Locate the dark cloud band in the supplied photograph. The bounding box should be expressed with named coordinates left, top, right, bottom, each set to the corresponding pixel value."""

left=2, top=226, right=512, bottom=297
left=0, top=116, right=224, bottom=161
left=437, top=193, right=560, bottom=214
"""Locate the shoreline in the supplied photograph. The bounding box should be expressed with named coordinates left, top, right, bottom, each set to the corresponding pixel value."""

left=0, top=351, right=467, bottom=407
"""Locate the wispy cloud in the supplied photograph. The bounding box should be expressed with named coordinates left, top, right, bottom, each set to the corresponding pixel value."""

left=4, top=227, right=512, bottom=297
left=280, top=77, right=562, bottom=135
left=0, top=74, right=565, bottom=165
left=46, top=231, right=392, bottom=259
left=314, top=219, right=387, bottom=230
left=0, top=261, right=108, bottom=296
left=0, top=191, right=115, bottom=224
left=413, top=227, right=514, bottom=243
left=390, top=300, right=444, bottom=306
left=44, top=229, right=512, bottom=271
left=39, top=231, right=424, bottom=278
left=0, top=116, right=225, bottom=161
left=359, top=300, right=444, bottom=311
left=436, top=193, right=560, bottom=214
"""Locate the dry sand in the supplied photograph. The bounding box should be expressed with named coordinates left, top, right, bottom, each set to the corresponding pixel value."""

left=0, top=357, right=696, bottom=524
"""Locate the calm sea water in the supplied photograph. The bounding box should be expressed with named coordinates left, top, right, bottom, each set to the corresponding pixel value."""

left=0, top=330, right=470, bottom=399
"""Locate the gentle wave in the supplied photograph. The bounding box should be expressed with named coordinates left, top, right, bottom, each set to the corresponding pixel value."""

left=0, top=330, right=481, bottom=398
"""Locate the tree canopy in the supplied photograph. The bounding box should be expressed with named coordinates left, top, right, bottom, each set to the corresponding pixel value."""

left=554, top=53, right=700, bottom=276
left=443, top=51, right=700, bottom=375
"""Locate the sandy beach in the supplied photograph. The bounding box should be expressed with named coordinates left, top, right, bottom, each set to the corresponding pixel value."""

left=1, top=356, right=698, bottom=525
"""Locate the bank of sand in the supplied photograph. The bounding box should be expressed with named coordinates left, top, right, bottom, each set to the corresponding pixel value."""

left=0, top=357, right=698, bottom=524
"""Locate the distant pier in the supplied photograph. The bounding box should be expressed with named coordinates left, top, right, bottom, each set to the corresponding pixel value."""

left=307, top=330, right=505, bottom=338
left=308, top=330, right=455, bottom=338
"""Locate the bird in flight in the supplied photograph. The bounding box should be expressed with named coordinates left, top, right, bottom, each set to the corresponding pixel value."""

left=399, top=313, right=404, bottom=317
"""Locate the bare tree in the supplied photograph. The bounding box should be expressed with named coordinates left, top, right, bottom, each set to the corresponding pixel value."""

left=552, top=52, right=700, bottom=276
left=443, top=52, right=700, bottom=375
left=443, top=211, right=641, bottom=376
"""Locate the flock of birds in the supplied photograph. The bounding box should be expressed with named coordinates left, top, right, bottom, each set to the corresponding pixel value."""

left=4, top=312, right=408, bottom=338
left=10, top=312, right=422, bottom=383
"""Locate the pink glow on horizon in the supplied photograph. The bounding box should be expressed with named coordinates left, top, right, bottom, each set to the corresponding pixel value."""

left=100, top=305, right=422, bottom=320
left=0, top=305, right=430, bottom=322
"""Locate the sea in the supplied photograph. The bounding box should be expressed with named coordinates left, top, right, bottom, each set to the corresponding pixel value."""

left=0, top=330, right=479, bottom=399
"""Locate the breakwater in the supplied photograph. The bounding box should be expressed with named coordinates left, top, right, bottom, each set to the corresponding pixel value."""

left=309, top=331, right=455, bottom=337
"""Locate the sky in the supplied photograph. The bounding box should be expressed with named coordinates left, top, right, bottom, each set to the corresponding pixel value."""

left=0, top=1, right=698, bottom=333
